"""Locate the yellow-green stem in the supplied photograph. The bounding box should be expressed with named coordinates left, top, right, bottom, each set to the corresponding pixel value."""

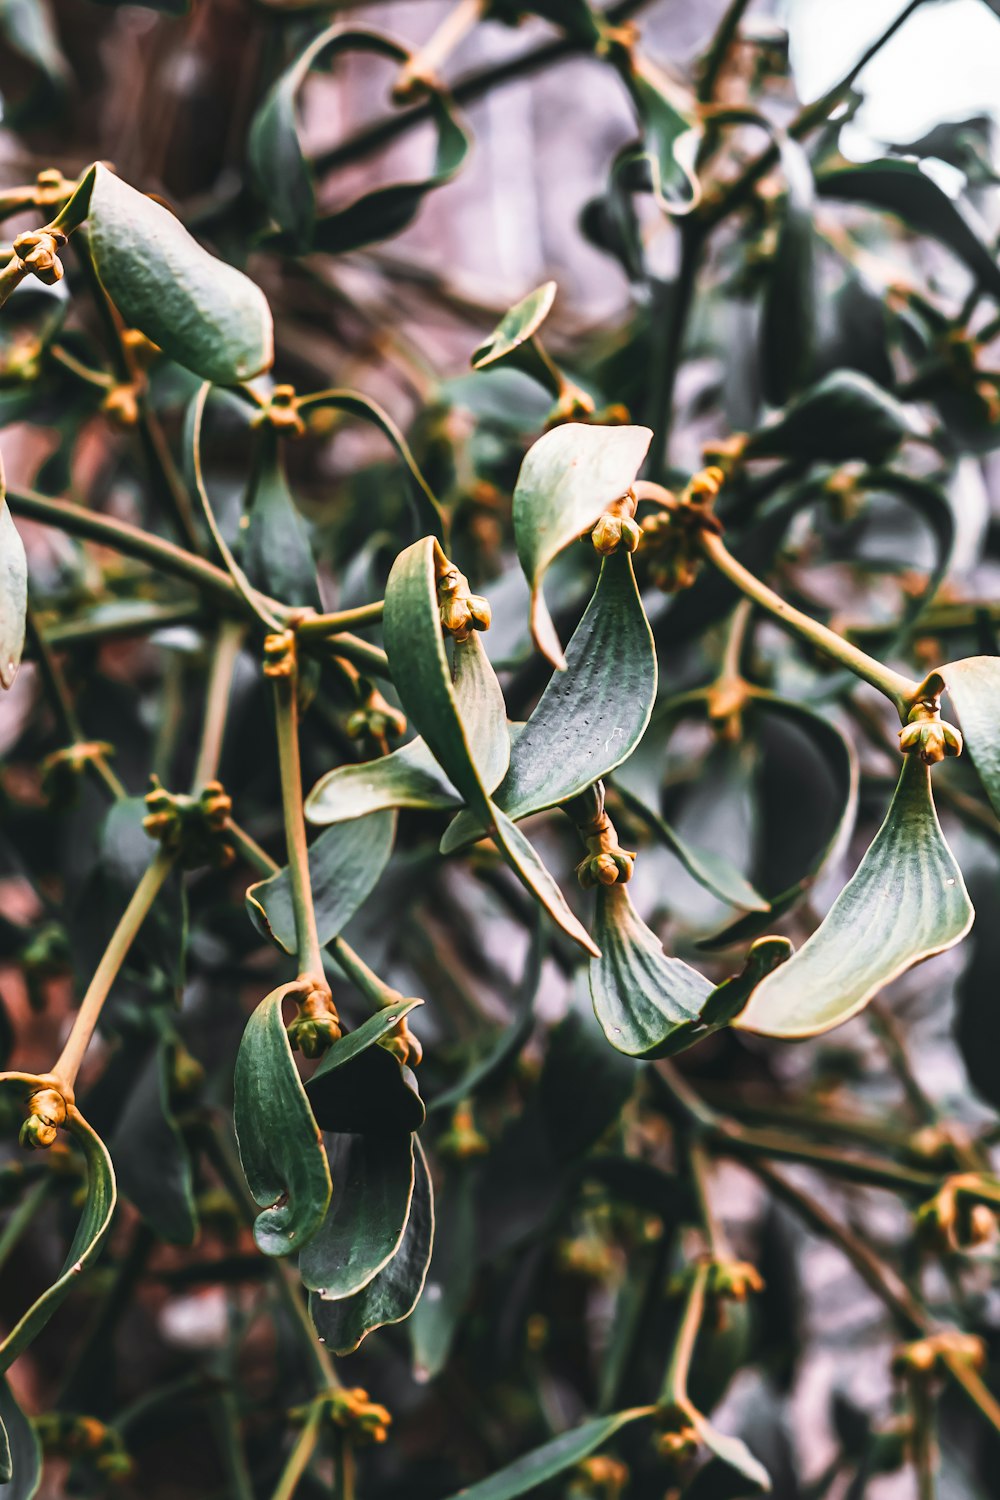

left=269, top=1404, right=322, bottom=1500
left=296, top=600, right=385, bottom=638
left=660, top=1259, right=709, bottom=1407
left=273, top=673, right=325, bottom=982
left=191, top=619, right=246, bottom=790
left=52, top=848, right=176, bottom=1090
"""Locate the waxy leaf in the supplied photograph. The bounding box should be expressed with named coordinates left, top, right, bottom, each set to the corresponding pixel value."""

left=0, top=1095, right=116, bottom=1373
left=0, top=1379, right=40, bottom=1499
left=941, top=656, right=1000, bottom=820
left=111, top=1036, right=197, bottom=1246
left=590, top=885, right=712, bottom=1057
left=0, top=500, right=26, bottom=690
left=239, top=431, right=321, bottom=610
left=310, top=1137, right=433, bottom=1354
left=300, top=1131, right=415, bottom=1300
left=247, top=809, right=396, bottom=953
left=622, top=55, right=700, bottom=214
left=306, top=999, right=426, bottom=1136
left=817, top=158, right=1000, bottom=300
left=233, top=982, right=331, bottom=1255
left=743, top=371, right=913, bottom=465
left=87, top=165, right=273, bottom=384
left=306, top=736, right=461, bottom=825
left=685, top=1406, right=772, bottom=1494
left=442, top=550, right=655, bottom=851
left=736, top=756, right=973, bottom=1038
left=512, top=423, right=652, bottom=668
left=384, top=538, right=597, bottom=955
left=472, top=282, right=556, bottom=369
left=437, top=1407, right=654, bottom=1500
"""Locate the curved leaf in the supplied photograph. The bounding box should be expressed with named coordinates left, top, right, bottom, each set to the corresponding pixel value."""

left=233, top=982, right=331, bottom=1256
left=306, top=999, right=426, bottom=1136
left=0, top=500, right=27, bottom=690
left=111, top=1036, right=197, bottom=1246
left=239, top=430, right=321, bottom=611
left=309, top=1137, right=434, bottom=1355
left=472, top=283, right=556, bottom=369
left=300, top=1131, right=415, bottom=1300
left=437, top=1407, right=654, bottom=1500
left=512, top=423, right=652, bottom=668
left=247, top=809, right=396, bottom=953
left=0, top=1379, right=40, bottom=1500
left=941, top=656, right=1000, bottom=819
left=384, top=538, right=597, bottom=955
left=409, top=1163, right=477, bottom=1380
left=590, top=884, right=712, bottom=1058
left=0, top=1098, right=116, bottom=1372
left=743, top=371, right=913, bottom=465
left=620, top=54, right=701, bottom=215
left=88, top=165, right=273, bottom=384
left=442, top=550, right=655, bottom=851
left=685, top=1405, right=772, bottom=1494
left=306, top=737, right=461, bottom=825
left=736, top=755, right=973, bottom=1038
left=817, top=158, right=1000, bottom=299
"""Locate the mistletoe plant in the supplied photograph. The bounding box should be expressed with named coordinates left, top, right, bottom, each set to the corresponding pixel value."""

left=4, top=1, right=1000, bottom=1498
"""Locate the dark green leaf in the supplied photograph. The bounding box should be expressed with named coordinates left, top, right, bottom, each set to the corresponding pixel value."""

left=0, top=500, right=27, bottom=690
left=0, top=1097, right=116, bottom=1372
left=472, top=283, right=556, bottom=369
left=239, top=431, right=321, bottom=611
left=621, top=55, right=700, bottom=214
left=233, top=982, right=331, bottom=1255
left=306, top=999, right=426, bottom=1136
left=442, top=550, right=655, bottom=851
left=300, top=1132, right=415, bottom=1299
left=409, top=1164, right=477, bottom=1379
left=384, top=538, right=597, bottom=955
left=817, top=157, right=1000, bottom=299
left=0, top=0, right=67, bottom=99
left=246, top=809, right=396, bottom=953
left=540, top=1003, right=636, bottom=1160
left=760, top=136, right=816, bottom=405
left=736, top=755, right=973, bottom=1037
left=743, top=371, right=913, bottom=465
left=436, top=1407, right=654, bottom=1500
left=111, top=1036, right=197, bottom=1246
left=0, top=1378, right=40, bottom=1499
left=590, top=884, right=711, bottom=1057
left=88, top=164, right=273, bottom=384
left=942, top=656, right=1000, bottom=819
left=512, top=423, right=652, bottom=668
left=309, top=1137, right=433, bottom=1355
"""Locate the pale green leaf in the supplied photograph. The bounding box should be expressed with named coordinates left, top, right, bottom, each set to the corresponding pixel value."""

left=942, top=655, right=1000, bottom=820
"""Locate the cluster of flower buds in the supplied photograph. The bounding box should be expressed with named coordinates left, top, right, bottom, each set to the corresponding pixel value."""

left=286, top=977, right=342, bottom=1058
left=892, top=1329, right=986, bottom=1378
left=379, top=1012, right=423, bottom=1067
left=263, top=629, right=297, bottom=678
left=20, top=1085, right=68, bottom=1150
left=653, top=1407, right=700, bottom=1466
left=11, top=226, right=67, bottom=285
left=706, top=1257, right=766, bottom=1302
left=35, top=1413, right=133, bottom=1480
left=591, top=490, right=641, bottom=557
left=916, top=1174, right=997, bottom=1253
left=41, top=741, right=116, bottom=805
left=437, top=561, right=491, bottom=642
left=438, top=1100, right=488, bottom=1160
left=898, top=699, right=963, bottom=765
left=575, top=806, right=635, bottom=890
left=304, top=1387, right=392, bottom=1445
left=253, top=382, right=307, bottom=438
left=101, top=381, right=142, bottom=429
left=143, top=776, right=235, bottom=869
left=568, top=1454, right=630, bottom=1499
left=641, top=466, right=726, bottom=593
left=345, top=683, right=407, bottom=746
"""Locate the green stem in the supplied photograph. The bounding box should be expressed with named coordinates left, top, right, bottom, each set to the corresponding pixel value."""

left=647, top=225, right=704, bottom=476
left=0, top=257, right=27, bottom=307
left=192, top=619, right=246, bottom=790
left=687, top=1140, right=729, bottom=1257
left=52, top=849, right=176, bottom=1091
left=25, top=606, right=125, bottom=800
left=273, top=669, right=325, bottom=982
left=698, top=528, right=921, bottom=717
left=270, top=1407, right=322, bottom=1500
left=660, top=1259, right=709, bottom=1407
left=697, top=0, right=753, bottom=102
left=296, top=600, right=385, bottom=638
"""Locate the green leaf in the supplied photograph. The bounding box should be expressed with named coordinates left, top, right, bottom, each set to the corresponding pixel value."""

left=251, top=28, right=469, bottom=254
left=442, top=550, right=655, bottom=851
left=436, top=1407, right=654, bottom=1500
left=590, top=885, right=712, bottom=1057
left=384, top=538, right=598, bottom=955
left=246, top=809, right=396, bottom=953
left=472, top=282, right=556, bottom=369
left=409, top=1164, right=477, bottom=1379
left=0, top=1378, right=41, bottom=1500
left=540, top=1003, right=636, bottom=1160
left=699, top=936, right=793, bottom=1028
left=0, top=0, right=67, bottom=102
left=111, top=1036, right=197, bottom=1246
left=941, top=656, right=1000, bottom=820
left=685, top=1405, right=772, bottom=1494
left=736, top=755, right=973, bottom=1038
left=512, top=423, right=652, bottom=668
left=760, top=136, right=816, bottom=406
left=87, top=164, right=273, bottom=384
left=0, top=1099, right=116, bottom=1373
left=309, top=1136, right=434, bottom=1355
left=0, top=499, right=27, bottom=690
left=306, top=999, right=426, bottom=1136
left=300, top=1131, right=415, bottom=1299
left=816, top=157, right=1000, bottom=299
left=239, top=431, right=321, bottom=610
left=233, top=981, right=331, bottom=1256
left=306, top=737, right=461, bottom=825
left=620, top=55, right=700, bottom=214
left=743, top=371, right=913, bottom=465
